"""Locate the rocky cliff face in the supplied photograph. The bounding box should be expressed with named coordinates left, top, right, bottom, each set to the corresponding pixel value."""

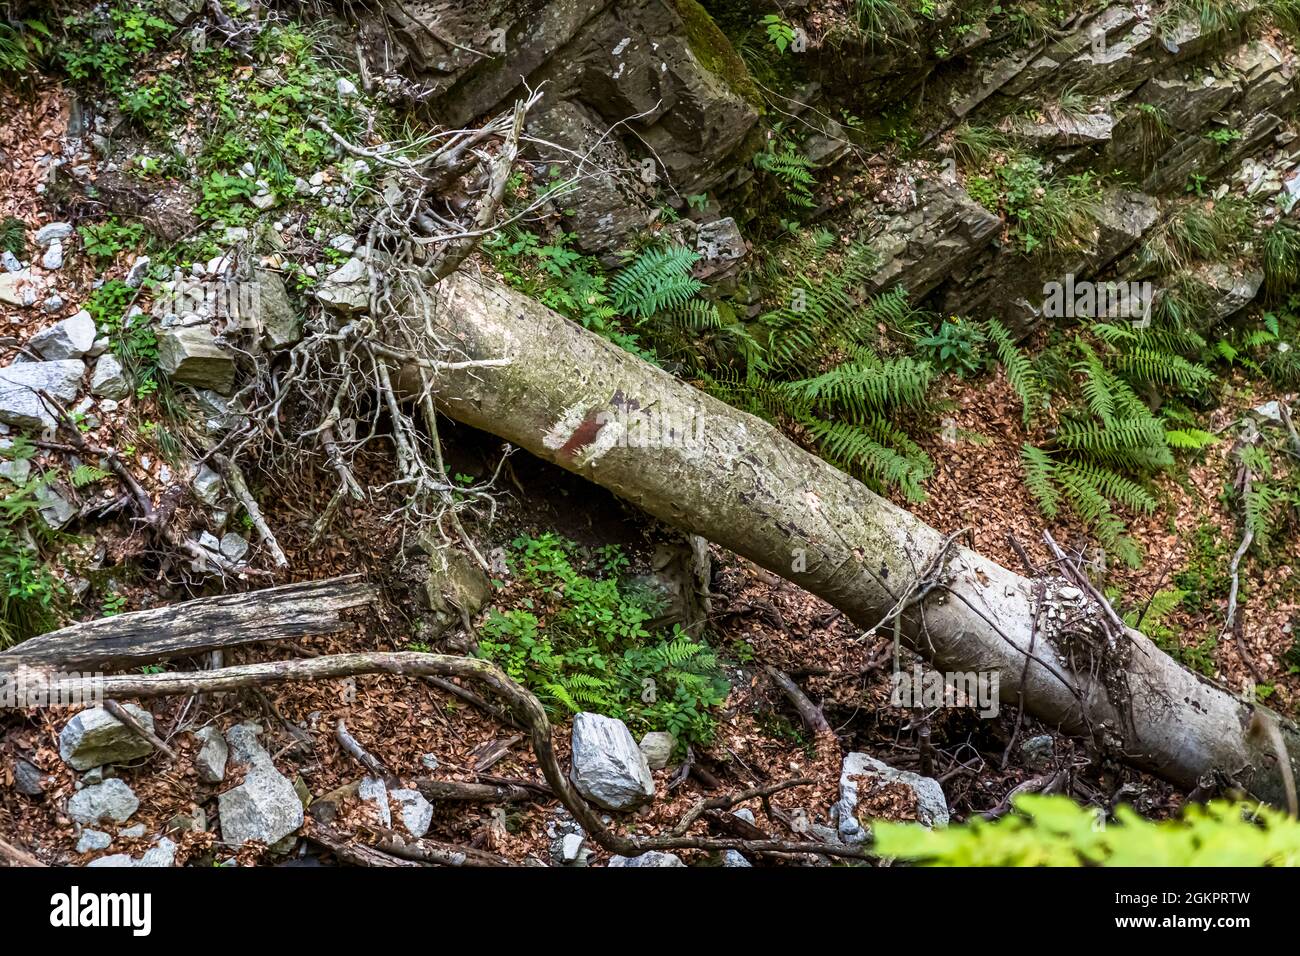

left=360, top=0, right=1297, bottom=330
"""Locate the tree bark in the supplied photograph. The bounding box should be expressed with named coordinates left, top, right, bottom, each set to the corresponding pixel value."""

left=403, top=267, right=1300, bottom=807
left=0, top=576, right=376, bottom=674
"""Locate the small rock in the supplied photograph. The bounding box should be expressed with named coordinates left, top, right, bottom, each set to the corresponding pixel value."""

left=194, top=725, right=228, bottom=783
left=157, top=324, right=236, bottom=393
left=59, top=704, right=156, bottom=770
left=638, top=731, right=675, bottom=770
left=76, top=829, right=113, bottom=853
left=608, top=851, right=686, bottom=867
left=124, top=256, right=151, bottom=288
left=569, top=712, right=655, bottom=811
left=191, top=462, right=224, bottom=505
left=35, top=481, right=76, bottom=529
left=14, top=757, right=45, bottom=796
left=391, top=788, right=433, bottom=838
left=721, top=849, right=752, bottom=867
left=0, top=268, right=38, bottom=307
left=82, top=766, right=105, bottom=785
left=43, top=294, right=64, bottom=313
left=1057, top=586, right=1082, bottom=602
left=118, top=823, right=147, bottom=839
left=1019, top=735, right=1056, bottom=774
left=29, top=310, right=94, bottom=361
left=90, top=353, right=131, bottom=400
left=67, top=778, right=139, bottom=825
left=560, top=832, right=586, bottom=863
left=0, top=359, right=85, bottom=430
left=1, top=250, right=21, bottom=273
left=336, top=77, right=358, bottom=98
left=41, top=240, right=63, bottom=271
left=35, top=222, right=73, bottom=245
left=217, top=761, right=304, bottom=846
left=420, top=753, right=439, bottom=771
left=219, top=532, right=249, bottom=563
left=0, top=438, right=30, bottom=484
left=358, top=776, right=391, bottom=827
left=832, top=752, right=948, bottom=846
left=86, top=837, right=177, bottom=868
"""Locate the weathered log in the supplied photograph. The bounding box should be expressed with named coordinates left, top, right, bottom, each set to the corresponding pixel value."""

left=0, top=576, right=376, bottom=674
left=405, top=268, right=1300, bottom=807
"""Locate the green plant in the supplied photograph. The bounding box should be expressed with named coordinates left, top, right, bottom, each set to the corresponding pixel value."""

left=86, top=279, right=159, bottom=388
left=759, top=14, right=797, bottom=52
left=950, top=124, right=1008, bottom=168
left=985, top=318, right=1045, bottom=425
left=0, top=16, right=51, bottom=79
left=0, top=460, right=66, bottom=647
left=983, top=154, right=1103, bottom=256
left=706, top=235, right=938, bottom=500
left=874, top=794, right=1300, bottom=866
left=478, top=534, right=729, bottom=746
left=1262, top=221, right=1300, bottom=299
left=916, top=317, right=987, bottom=378
left=79, top=219, right=145, bottom=261
left=0, top=215, right=25, bottom=257
left=1205, top=126, right=1243, bottom=148
left=752, top=133, right=818, bottom=210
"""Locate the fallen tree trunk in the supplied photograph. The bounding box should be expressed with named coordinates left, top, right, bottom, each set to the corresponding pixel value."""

left=0, top=576, right=376, bottom=674
left=405, top=268, right=1299, bottom=807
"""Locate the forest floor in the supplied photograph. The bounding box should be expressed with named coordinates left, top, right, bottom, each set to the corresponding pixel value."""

left=0, top=69, right=1292, bottom=867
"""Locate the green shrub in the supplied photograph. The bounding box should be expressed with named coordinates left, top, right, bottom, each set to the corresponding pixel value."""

left=477, top=534, right=730, bottom=747
left=874, top=795, right=1300, bottom=866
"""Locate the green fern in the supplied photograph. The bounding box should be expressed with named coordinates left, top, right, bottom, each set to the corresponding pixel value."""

left=70, top=464, right=111, bottom=488
left=986, top=319, right=1044, bottom=425
left=611, top=245, right=703, bottom=319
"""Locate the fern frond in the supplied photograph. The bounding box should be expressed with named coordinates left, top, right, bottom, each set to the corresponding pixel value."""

left=1021, top=444, right=1060, bottom=519
left=611, top=245, right=703, bottom=319
left=987, top=318, right=1044, bottom=425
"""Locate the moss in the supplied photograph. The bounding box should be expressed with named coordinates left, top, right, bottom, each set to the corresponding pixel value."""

left=670, top=0, right=764, bottom=111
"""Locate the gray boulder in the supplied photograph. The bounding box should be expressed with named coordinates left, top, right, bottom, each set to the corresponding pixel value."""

left=193, top=725, right=228, bottom=783
left=0, top=359, right=85, bottom=430
left=67, top=779, right=139, bottom=825
left=29, top=311, right=95, bottom=361
left=608, top=851, right=686, bottom=867
left=34, top=222, right=73, bottom=245
left=14, top=757, right=45, bottom=796
left=86, top=837, right=176, bottom=868
left=391, top=787, right=433, bottom=838
left=832, top=752, right=948, bottom=845
left=569, top=712, right=655, bottom=811
left=358, top=775, right=392, bottom=827
left=314, top=257, right=369, bottom=313
left=76, top=829, right=113, bottom=853
left=254, top=269, right=300, bottom=349
left=59, top=704, right=155, bottom=770
left=217, top=763, right=304, bottom=846
left=157, top=324, right=235, bottom=394
left=90, top=353, right=131, bottom=400
left=638, top=731, right=675, bottom=771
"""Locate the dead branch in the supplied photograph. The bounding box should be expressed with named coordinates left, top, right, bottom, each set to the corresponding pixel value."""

left=367, top=828, right=520, bottom=867
left=765, top=665, right=831, bottom=736
left=0, top=836, right=45, bottom=867
left=413, top=779, right=535, bottom=803
left=335, top=718, right=397, bottom=786
left=46, top=651, right=872, bottom=862
left=0, top=576, right=376, bottom=674
left=214, top=453, right=289, bottom=569
left=104, top=700, right=177, bottom=762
